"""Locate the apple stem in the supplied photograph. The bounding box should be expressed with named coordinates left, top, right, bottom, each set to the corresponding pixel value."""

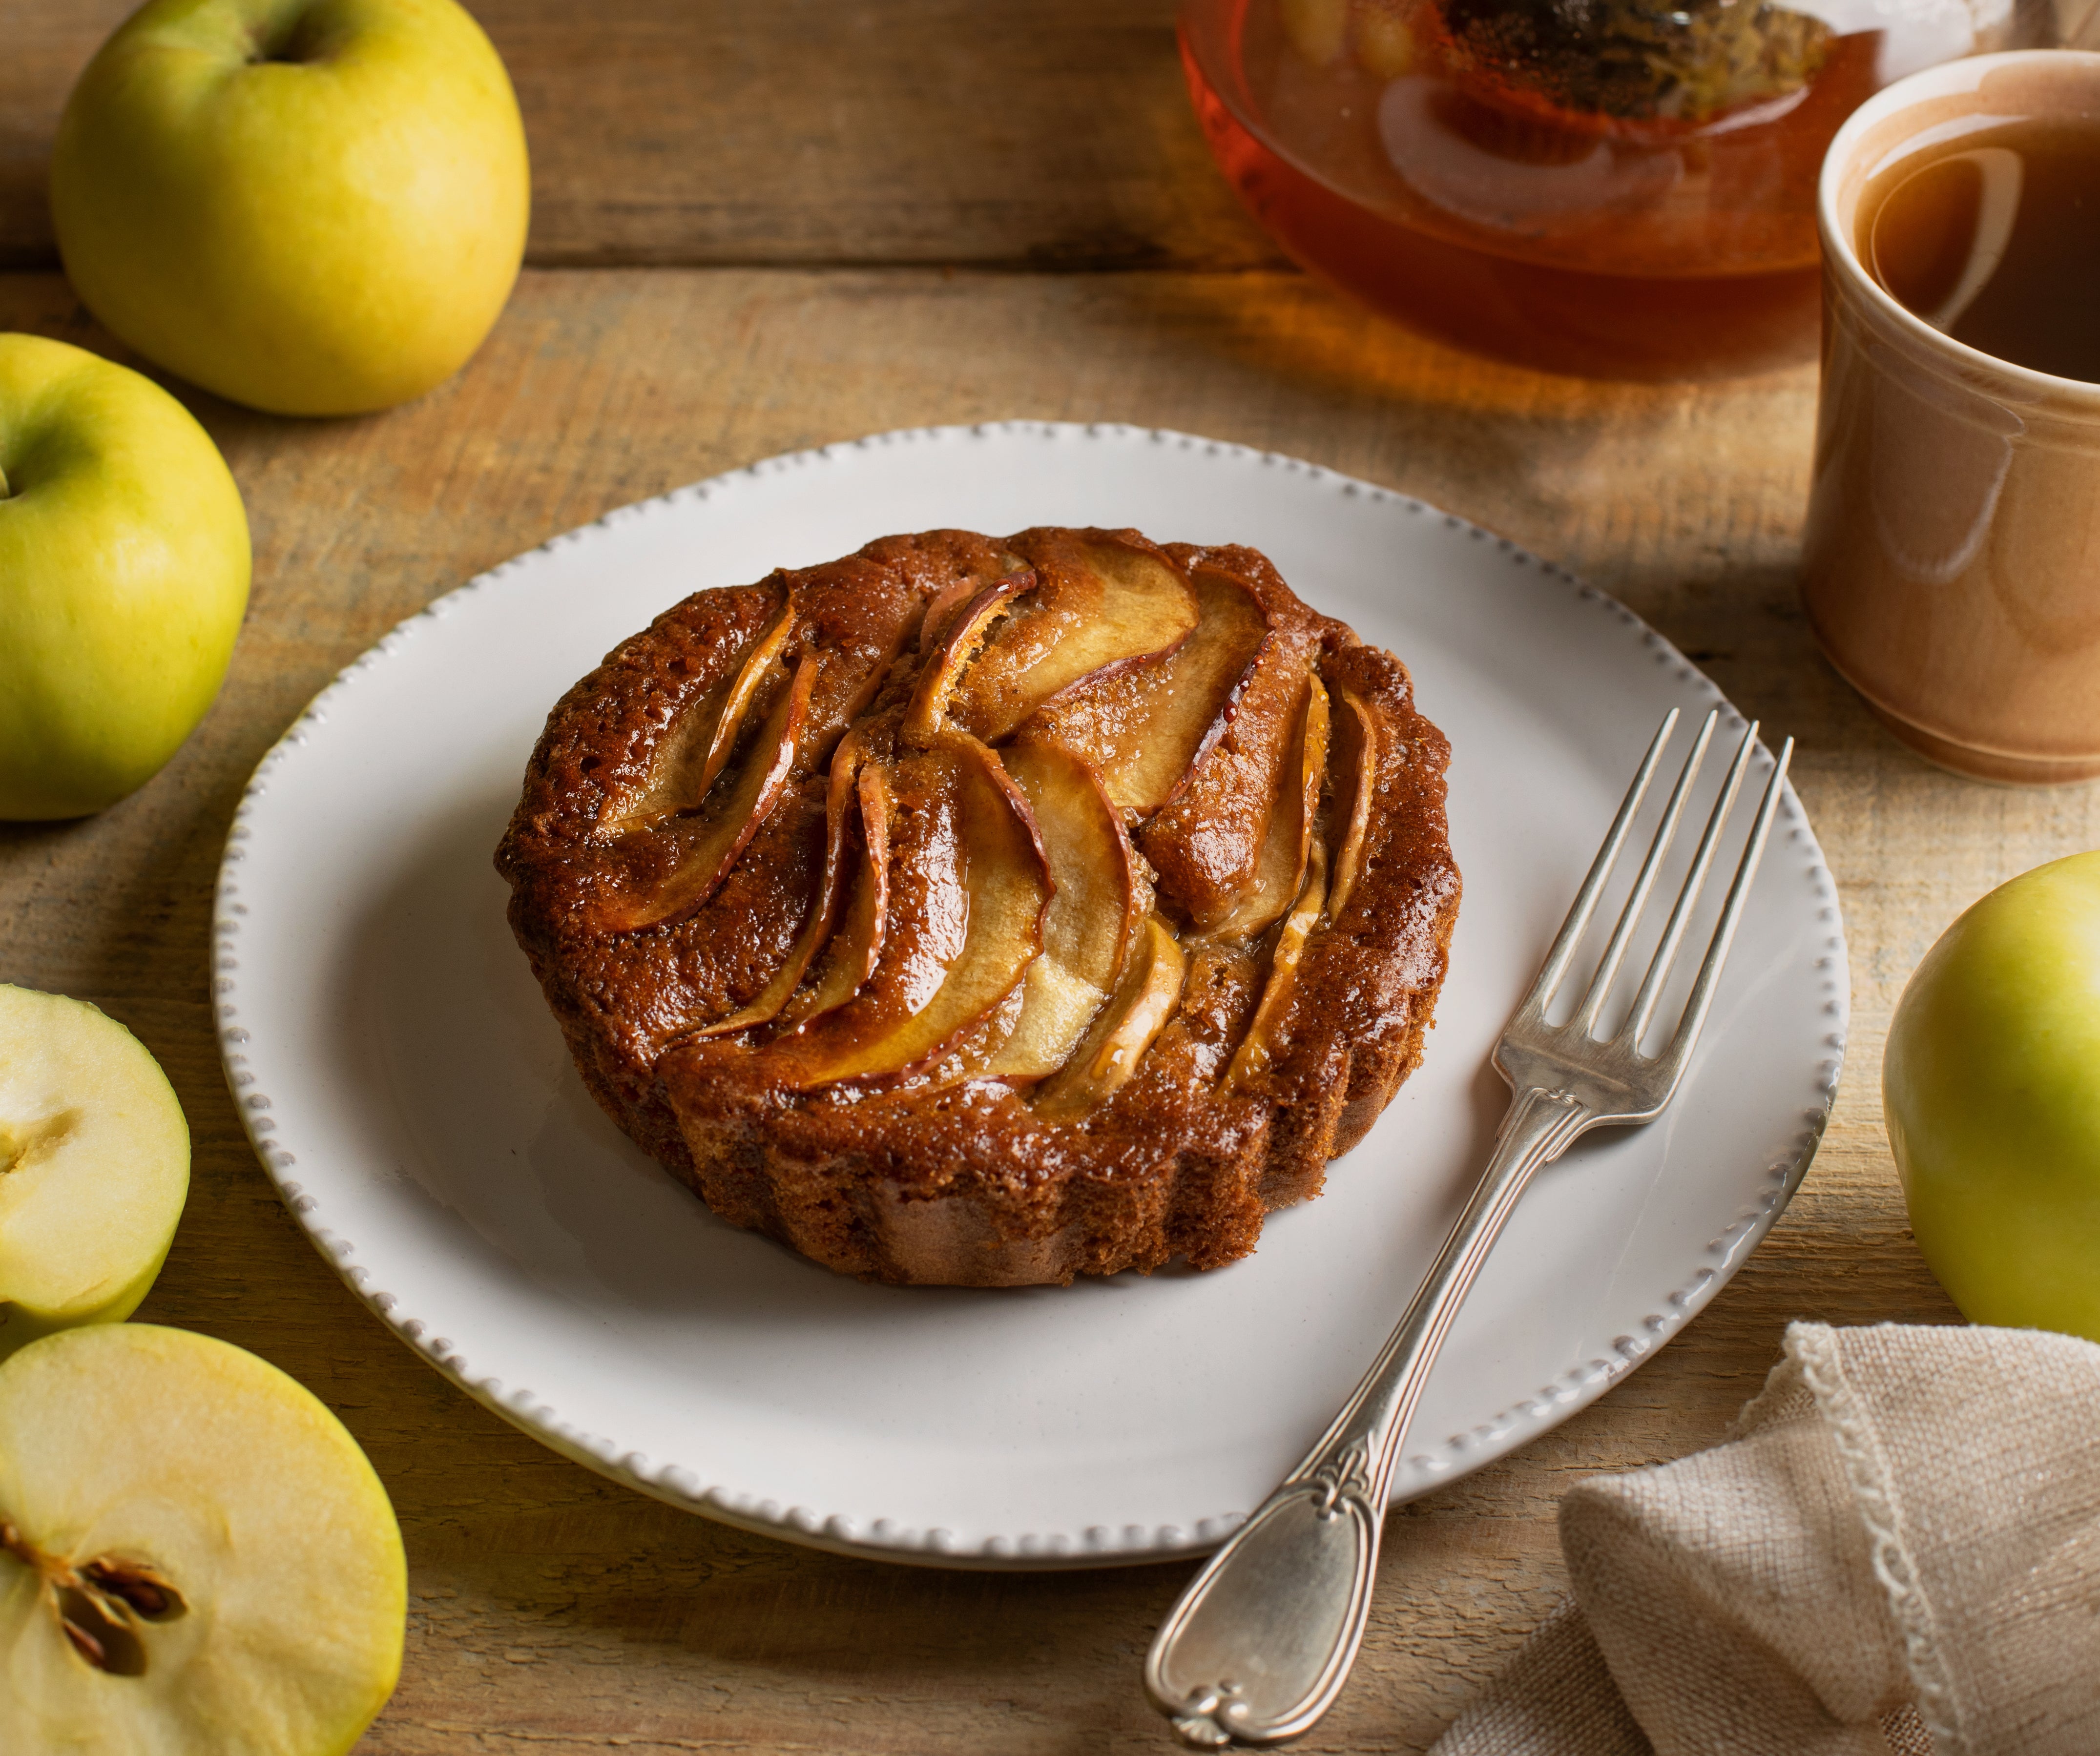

left=0, top=462, right=11, bottom=499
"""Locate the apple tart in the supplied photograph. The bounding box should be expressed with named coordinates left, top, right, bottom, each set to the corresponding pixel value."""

left=496, top=527, right=1458, bottom=1286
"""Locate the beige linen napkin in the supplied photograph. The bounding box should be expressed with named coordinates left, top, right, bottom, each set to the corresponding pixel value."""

left=1431, top=1322, right=2100, bottom=1756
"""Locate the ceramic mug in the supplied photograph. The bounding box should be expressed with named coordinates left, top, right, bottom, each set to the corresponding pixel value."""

left=1800, top=51, right=2100, bottom=785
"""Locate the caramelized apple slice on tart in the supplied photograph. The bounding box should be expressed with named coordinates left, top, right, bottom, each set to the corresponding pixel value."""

left=600, top=648, right=818, bottom=931
left=689, top=736, right=878, bottom=1038
left=1137, top=599, right=1326, bottom=932
left=1203, top=672, right=1330, bottom=941
left=597, top=591, right=796, bottom=835
left=1225, top=835, right=1330, bottom=1092
left=1326, top=682, right=1378, bottom=919
left=1032, top=915, right=1189, bottom=1120
left=1022, top=559, right=1273, bottom=815
left=903, top=573, right=1031, bottom=745
left=946, top=535, right=1200, bottom=744
left=978, top=739, right=1147, bottom=1079
left=739, top=738, right=1051, bottom=1088
left=779, top=760, right=893, bottom=1028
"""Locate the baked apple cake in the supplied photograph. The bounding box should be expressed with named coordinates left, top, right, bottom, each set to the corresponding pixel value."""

left=497, top=527, right=1458, bottom=1286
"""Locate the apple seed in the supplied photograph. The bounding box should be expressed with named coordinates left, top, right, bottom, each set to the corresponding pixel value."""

left=82, top=1555, right=189, bottom=1621
left=0, top=1109, right=79, bottom=1176
left=1, top=1516, right=186, bottom=1676
left=56, top=1585, right=149, bottom=1675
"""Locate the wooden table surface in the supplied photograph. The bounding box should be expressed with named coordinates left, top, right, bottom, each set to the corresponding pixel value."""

left=7, top=3, right=2090, bottom=1750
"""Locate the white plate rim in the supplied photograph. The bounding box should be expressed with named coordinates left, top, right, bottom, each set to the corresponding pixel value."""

left=213, top=419, right=1849, bottom=1570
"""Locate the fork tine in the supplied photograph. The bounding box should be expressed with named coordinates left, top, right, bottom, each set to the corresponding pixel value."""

left=1571, top=709, right=1719, bottom=1036
left=1654, top=735, right=1794, bottom=1085
left=1521, top=709, right=1679, bottom=1020
left=1622, top=718, right=1759, bottom=1051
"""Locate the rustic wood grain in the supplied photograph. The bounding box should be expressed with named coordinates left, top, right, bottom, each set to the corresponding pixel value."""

left=0, top=0, right=1282, bottom=273
left=7, top=258, right=2080, bottom=1754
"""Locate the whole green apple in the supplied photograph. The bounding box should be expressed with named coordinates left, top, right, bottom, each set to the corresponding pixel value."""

left=50, top=0, right=530, bottom=418
left=1884, top=851, right=2100, bottom=1340
left=0, top=333, right=250, bottom=820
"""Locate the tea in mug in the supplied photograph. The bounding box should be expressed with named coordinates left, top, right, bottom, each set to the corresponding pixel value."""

left=1861, top=116, right=2100, bottom=383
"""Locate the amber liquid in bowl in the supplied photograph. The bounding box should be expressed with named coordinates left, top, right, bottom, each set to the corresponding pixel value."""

left=1181, top=0, right=1902, bottom=376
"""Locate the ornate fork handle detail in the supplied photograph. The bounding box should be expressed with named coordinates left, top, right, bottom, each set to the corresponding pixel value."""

left=1144, top=1085, right=1592, bottom=1750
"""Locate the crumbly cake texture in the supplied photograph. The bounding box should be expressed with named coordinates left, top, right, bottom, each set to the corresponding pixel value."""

left=496, top=527, right=1459, bottom=1286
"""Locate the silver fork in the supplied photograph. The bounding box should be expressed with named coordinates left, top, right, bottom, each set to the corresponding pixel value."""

left=1144, top=707, right=1794, bottom=1751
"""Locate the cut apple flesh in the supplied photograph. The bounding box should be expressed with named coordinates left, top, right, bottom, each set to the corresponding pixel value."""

left=1225, top=834, right=1330, bottom=1092
left=976, top=740, right=1144, bottom=1079
left=1025, top=561, right=1272, bottom=815
left=686, top=734, right=873, bottom=1038
left=1208, top=672, right=1330, bottom=941
left=600, top=593, right=794, bottom=833
left=1032, top=916, right=1188, bottom=1120
left=949, top=541, right=1200, bottom=744
left=902, top=573, right=1029, bottom=745
left=1327, top=683, right=1377, bottom=919
left=978, top=958, right=1112, bottom=1082
left=602, top=648, right=816, bottom=931
left=0, top=1323, right=403, bottom=1755
left=755, top=740, right=1051, bottom=1087
left=0, top=987, right=188, bottom=1360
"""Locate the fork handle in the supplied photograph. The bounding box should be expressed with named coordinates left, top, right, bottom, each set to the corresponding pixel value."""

left=1144, top=1085, right=1594, bottom=1750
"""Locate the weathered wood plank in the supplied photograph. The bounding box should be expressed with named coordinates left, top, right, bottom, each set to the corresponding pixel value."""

left=0, top=0, right=1282, bottom=272
left=0, top=264, right=2053, bottom=1755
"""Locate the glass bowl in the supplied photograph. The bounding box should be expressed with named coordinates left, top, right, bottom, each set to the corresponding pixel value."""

left=1179, top=0, right=2063, bottom=376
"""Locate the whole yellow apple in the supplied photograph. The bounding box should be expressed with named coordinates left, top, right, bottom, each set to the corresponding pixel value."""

left=50, top=0, right=530, bottom=417
left=0, top=333, right=250, bottom=820
left=1885, top=852, right=2100, bottom=1340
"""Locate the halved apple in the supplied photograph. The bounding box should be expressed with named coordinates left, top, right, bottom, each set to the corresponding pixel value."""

left=754, top=740, right=1051, bottom=1087
left=1225, top=835, right=1330, bottom=1091
left=0, top=1322, right=403, bottom=1754
left=600, top=593, right=795, bottom=834
left=1208, top=673, right=1331, bottom=940
left=602, top=649, right=817, bottom=931
left=0, top=987, right=188, bottom=1361
left=1024, top=560, right=1273, bottom=815
left=1032, top=916, right=1188, bottom=1120
left=902, top=573, right=1030, bottom=746
left=1327, top=683, right=1378, bottom=919
left=977, top=741, right=1144, bottom=1079
left=949, top=539, right=1199, bottom=744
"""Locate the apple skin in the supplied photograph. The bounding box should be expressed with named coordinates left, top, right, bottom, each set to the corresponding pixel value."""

left=0, top=334, right=250, bottom=821
left=1884, top=851, right=2100, bottom=1340
left=50, top=0, right=530, bottom=417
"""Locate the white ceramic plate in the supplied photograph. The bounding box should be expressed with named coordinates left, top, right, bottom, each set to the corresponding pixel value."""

left=215, top=422, right=1847, bottom=1568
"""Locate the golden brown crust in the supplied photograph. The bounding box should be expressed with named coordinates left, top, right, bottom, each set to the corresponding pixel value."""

left=497, top=528, right=1459, bottom=1286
